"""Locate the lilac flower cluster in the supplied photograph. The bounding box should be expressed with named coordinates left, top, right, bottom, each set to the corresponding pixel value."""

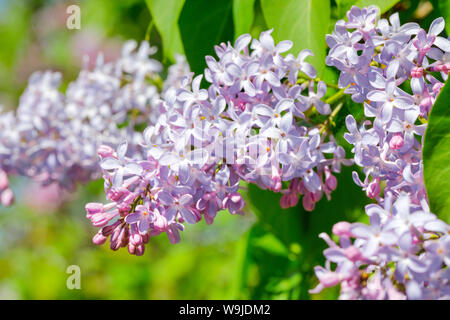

left=0, top=41, right=183, bottom=204
left=312, top=6, right=450, bottom=300
left=86, top=30, right=352, bottom=255
left=312, top=195, right=449, bottom=299
left=0, top=107, right=16, bottom=206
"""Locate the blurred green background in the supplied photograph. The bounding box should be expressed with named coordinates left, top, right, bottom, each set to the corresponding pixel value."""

left=0, top=0, right=447, bottom=299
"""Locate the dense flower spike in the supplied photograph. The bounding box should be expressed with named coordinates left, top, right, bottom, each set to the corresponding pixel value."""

left=313, top=6, right=450, bottom=300
left=1, top=2, right=447, bottom=300
left=87, top=30, right=351, bottom=255
left=311, top=195, right=449, bottom=299
left=0, top=40, right=182, bottom=202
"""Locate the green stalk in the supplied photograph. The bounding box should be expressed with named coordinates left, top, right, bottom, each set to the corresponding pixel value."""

left=297, top=74, right=340, bottom=90
left=325, top=87, right=347, bottom=105
left=320, top=102, right=345, bottom=134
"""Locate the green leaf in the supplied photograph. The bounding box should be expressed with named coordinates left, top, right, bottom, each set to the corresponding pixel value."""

left=146, top=0, right=185, bottom=62
left=233, top=0, right=256, bottom=38
left=437, top=0, right=450, bottom=34
left=178, top=0, right=234, bottom=75
left=423, top=80, right=450, bottom=220
left=260, top=0, right=330, bottom=75
left=345, top=0, right=400, bottom=16
left=235, top=223, right=302, bottom=299
left=251, top=232, right=290, bottom=257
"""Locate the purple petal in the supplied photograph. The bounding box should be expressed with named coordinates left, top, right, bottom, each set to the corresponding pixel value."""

left=124, top=163, right=143, bottom=175
left=125, top=212, right=140, bottom=224
left=276, top=40, right=293, bottom=53
left=429, top=17, right=445, bottom=36
left=138, top=219, right=150, bottom=233
left=345, top=115, right=358, bottom=133
left=180, top=207, right=197, bottom=224
left=179, top=194, right=193, bottom=206
left=367, top=90, right=387, bottom=102
left=234, top=34, right=251, bottom=52
left=116, top=141, right=128, bottom=160
left=380, top=103, right=393, bottom=123
left=351, top=223, right=372, bottom=238
left=101, top=158, right=121, bottom=170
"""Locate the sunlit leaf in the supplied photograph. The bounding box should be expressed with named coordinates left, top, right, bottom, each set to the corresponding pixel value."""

left=260, top=0, right=330, bottom=75
left=146, top=0, right=185, bottom=61
left=178, top=0, right=234, bottom=75
left=423, top=80, right=450, bottom=220
left=233, top=0, right=256, bottom=38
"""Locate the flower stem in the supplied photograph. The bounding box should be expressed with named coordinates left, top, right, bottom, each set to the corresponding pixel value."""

left=320, top=102, right=345, bottom=134
left=297, top=74, right=340, bottom=89
left=325, top=87, right=347, bottom=105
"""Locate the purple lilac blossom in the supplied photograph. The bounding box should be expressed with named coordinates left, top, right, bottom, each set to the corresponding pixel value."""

left=86, top=30, right=352, bottom=255
left=0, top=40, right=185, bottom=204
left=312, top=6, right=450, bottom=300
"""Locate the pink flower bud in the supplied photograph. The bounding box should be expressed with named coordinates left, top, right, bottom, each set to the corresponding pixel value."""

left=130, top=233, right=143, bottom=246
left=312, top=190, right=322, bottom=202
left=119, top=227, right=129, bottom=248
left=91, top=210, right=118, bottom=228
left=332, top=222, right=352, bottom=237
left=280, top=192, right=299, bottom=209
left=302, top=192, right=315, bottom=212
left=107, top=187, right=130, bottom=202
left=270, top=165, right=282, bottom=193
left=128, top=243, right=145, bottom=256
left=97, top=145, right=116, bottom=158
left=344, top=246, right=362, bottom=261
left=419, top=96, right=432, bottom=115
left=389, top=134, right=404, bottom=150
left=128, top=243, right=136, bottom=255
left=233, top=98, right=247, bottom=111
left=123, top=193, right=137, bottom=205
left=443, top=63, right=450, bottom=74
left=1, top=189, right=14, bottom=206
left=142, top=233, right=150, bottom=244
left=134, top=244, right=145, bottom=256
left=153, top=214, right=168, bottom=231
left=93, top=231, right=107, bottom=245
left=110, top=239, right=121, bottom=251
left=117, top=202, right=131, bottom=215
left=101, top=221, right=121, bottom=236
left=296, top=179, right=306, bottom=194
left=324, top=167, right=337, bottom=191
left=366, top=178, right=380, bottom=199
left=287, top=179, right=297, bottom=191
left=411, top=66, right=423, bottom=78
left=85, top=202, right=104, bottom=217
left=433, top=82, right=444, bottom=95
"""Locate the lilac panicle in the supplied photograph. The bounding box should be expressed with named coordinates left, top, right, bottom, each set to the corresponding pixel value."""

left=0, top=40, right=182, bottom=204
left=86, top=30, right=352, bottom=255
left=312, top=6, right=450, bottom=300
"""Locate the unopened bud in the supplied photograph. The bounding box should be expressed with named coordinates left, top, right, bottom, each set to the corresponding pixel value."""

left=389, top=134, right=404, bottom=150
left=1, top=189, right=14, bottom=206
left=366, top=178, right=380, bottom=199
left=97, top=145, right=115, bottom=158
left=332, top=221, right=352, bottom=237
